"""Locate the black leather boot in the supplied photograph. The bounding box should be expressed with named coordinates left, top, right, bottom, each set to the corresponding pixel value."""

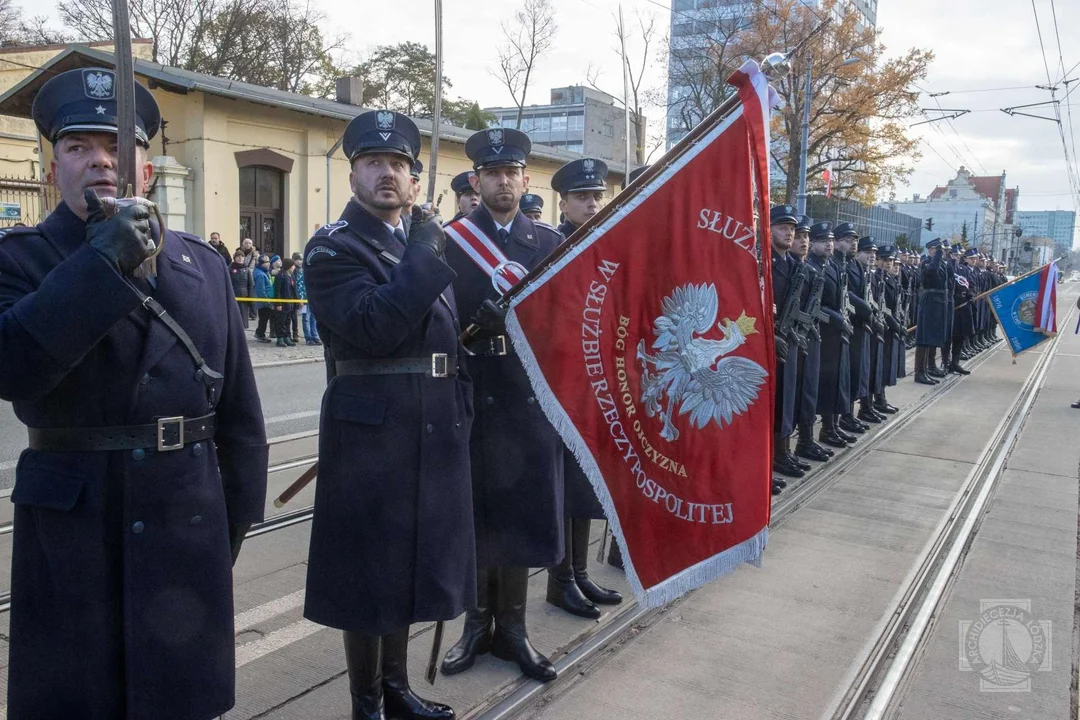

left=492, top=566, right=557, bottom=682
left=818, top=416, right=849, bottom=448
left=914, top=346, right=937, bottom=385
left=441, top=567, right=493, bottom=675
left=383, top=628, right=454, bottom=720
left=795, top=423, right=830, bottom=461
left=344, top=631, right=386, bottom=720
left=572, top=519, right=622, bottom=606
left=839, top=414, right=866, bottom=434
left=927, top=347, right=947, bottom=378
left=873, top=393, right=898, bottom=414
left=607, top=538, right=624, bottom=570
left=857, top=399, right=883, bottom=424
left=546, top=519, right=601, bottom=619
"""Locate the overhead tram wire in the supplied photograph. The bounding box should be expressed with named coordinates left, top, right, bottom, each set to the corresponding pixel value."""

left=933, top=96, right=987, bottom=174
left=1048, top=0, right=1080, bottom=211
left=1031, top=0, right=1080, bottom=221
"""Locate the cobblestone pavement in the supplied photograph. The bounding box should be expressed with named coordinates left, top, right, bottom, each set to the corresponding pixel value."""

left=243, top=326, right=325, bottom=366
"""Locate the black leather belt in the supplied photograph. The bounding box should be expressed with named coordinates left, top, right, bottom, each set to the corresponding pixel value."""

left=336, top=354, right=458, bottom=378
left=465, top=335, right=510, bottom=357
left=27, top=414, right=216, bottom=452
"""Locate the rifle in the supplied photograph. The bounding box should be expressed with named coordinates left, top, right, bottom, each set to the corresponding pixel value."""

left=799, top=261, right=828, bottom=342
left=776, top=261, right=809, bottom=353
left=837, top=257, right=855, bottom=342
left=864, top=269, right=886, bottom=343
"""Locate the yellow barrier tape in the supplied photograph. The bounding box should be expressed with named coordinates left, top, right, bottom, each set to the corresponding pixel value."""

left=236, top=297, right=308, bottom=304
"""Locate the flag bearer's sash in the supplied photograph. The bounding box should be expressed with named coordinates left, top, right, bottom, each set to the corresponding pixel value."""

left=445, top=218, right=530, bottom=293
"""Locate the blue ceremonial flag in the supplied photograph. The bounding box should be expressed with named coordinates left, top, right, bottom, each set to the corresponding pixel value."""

left=987, top=269, right=1053, bottom=356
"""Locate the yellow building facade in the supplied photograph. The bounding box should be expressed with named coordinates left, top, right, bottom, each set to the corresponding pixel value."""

left=0, top=43, right=624, bottom=260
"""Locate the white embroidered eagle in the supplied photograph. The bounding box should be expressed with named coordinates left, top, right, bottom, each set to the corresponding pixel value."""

left=637, top=283, right=768, bottom=442
left=85, top=72, right=113, bottom=98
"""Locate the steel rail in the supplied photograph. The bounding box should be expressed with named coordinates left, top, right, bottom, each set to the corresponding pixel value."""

left=466, top=343, right=1004, bottom=720
left=825, top=302, right=1074, bottom=720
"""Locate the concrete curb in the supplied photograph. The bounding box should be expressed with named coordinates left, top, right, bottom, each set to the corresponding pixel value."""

left=252, top=357, right=325, bottom=370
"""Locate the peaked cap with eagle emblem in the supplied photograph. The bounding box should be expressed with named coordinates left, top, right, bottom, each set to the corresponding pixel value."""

left=465, top=126, right=531, bottom=170
left=342, top=109, right=420, bottom=163
left=551, top=157, right=608, bottom=195
left=31, top=67, right=160, bottom=147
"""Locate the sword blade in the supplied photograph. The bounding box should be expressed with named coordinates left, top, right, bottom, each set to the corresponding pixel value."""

left=111, top=0, right=137, bottom=195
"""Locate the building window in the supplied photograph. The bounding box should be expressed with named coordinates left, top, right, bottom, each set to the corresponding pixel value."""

left=567, top=114, right=584, bottom=132
left=567, top=142, right=583, bottom=153
left=551, top=114, right=567, bottom=132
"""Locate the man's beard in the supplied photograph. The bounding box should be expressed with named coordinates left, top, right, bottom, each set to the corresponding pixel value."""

left=357, top=182, right=405, bottom=210
left=482, top=188, right=519, bottom=214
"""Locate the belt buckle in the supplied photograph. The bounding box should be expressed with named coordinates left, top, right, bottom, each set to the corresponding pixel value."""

left=157, top=416, right=185, bottom=452
left=431, top=353, right=449, bottom=378
left=489, top=335, right=508, bottom=356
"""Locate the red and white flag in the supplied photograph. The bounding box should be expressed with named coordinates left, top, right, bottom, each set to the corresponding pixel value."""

left=504, top=60, right=778, bottom=607
left=1034, top=260, right=1058, bottom=335
left=822, top=165, right=834, bottom=198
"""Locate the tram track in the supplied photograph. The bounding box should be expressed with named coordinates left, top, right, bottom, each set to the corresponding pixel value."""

left=465, top=342, right=1007, bottom=720
left=824, top=304, right=1075, bottom=720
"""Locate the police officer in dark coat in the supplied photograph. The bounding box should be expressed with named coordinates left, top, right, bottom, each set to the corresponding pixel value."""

left=447, top=170, right=480, bottom=224
left=914, top=238, right=948, bottom=384
left=543, top=158, right=622, bottom=618
left=792, top=215, right=832, bottom=464
left=874, top=246, right=903, bottom=413
left=441, top=127, right=564, bottom=682
left=854, top=236, right=887, bottom=424
left=4, top=67, right=267, bottom=720
left=769, top=204, right=806, bottom=493
left=301, top=111, right=472, bottom=720
left=520, top=192, right=544, bottom=222
left=835, top=224, right=872, bottom=435
left=806, top=222, right=854, bottom=447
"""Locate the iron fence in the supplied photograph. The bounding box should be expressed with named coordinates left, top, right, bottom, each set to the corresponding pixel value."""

left=0, top=176, right=60, bottom=227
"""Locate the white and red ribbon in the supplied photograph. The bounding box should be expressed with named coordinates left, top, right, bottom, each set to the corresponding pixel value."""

left=445, top=218, right=529, bottom=293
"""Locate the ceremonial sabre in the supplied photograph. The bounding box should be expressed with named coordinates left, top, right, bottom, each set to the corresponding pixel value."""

left=108, top=0, right=165, bottom=274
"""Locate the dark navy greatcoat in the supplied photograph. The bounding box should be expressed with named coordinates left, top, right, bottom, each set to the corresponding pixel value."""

left=944, top=258, right=956, bottom=341
left=772, top=250, right=801, bottom=436
left=916, top=250, right=948, bottom=347
left=1, top=202, right=267, bottom=720
left=796, top=257, right=821, bottom=426
left=952, top=262, right=975, bottom=339
left=808, top=253, right=850, bottom=415
left=445, top=203, right=565, bottom=567
left=302, top=200, right=476, bottom=634
left=883, top=273, right=904, bottom=384
left=556, top=220, right=604, bottom=519
left=868, top=270, right=886, bottom=394
left=845, top=255, right=874, bottom=402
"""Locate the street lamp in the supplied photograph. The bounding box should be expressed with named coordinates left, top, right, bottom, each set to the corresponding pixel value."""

left=793, top=55, right=861, bottom=216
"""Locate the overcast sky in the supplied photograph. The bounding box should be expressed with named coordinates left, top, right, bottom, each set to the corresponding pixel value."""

left=18, top=0, right=1080, bottom=225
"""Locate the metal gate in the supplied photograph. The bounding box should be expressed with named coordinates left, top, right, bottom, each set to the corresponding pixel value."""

left=0, top=176, right=60, bottom=227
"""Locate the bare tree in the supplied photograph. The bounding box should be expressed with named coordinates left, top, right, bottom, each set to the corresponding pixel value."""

left=615, top=10, right=656, bottom=164
left=58, top=0, right=218, bottom=65
left=494, top=0, right=557, bottom=127
left=0, top=0, right=68, bottom=45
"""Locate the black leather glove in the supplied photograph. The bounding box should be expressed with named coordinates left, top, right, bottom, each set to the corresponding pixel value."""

left=472, top=299, right=507, bottom=334
left=85, top=189, right=155, bottom=275
left=407, top=205, right=445, bottom=257
left=229, top=522, right=252, bottom=566
left=774, top=334, right=789, bottom=363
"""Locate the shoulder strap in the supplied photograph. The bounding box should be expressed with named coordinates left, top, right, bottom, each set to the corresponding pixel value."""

left=137, top=290, right=223, bottom=402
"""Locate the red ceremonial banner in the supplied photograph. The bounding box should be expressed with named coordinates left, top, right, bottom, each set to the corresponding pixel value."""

left=505, top=61, right=778, bottom=607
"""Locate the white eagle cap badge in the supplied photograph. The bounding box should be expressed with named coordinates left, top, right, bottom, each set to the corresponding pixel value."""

left=375, top=111, right=395, bottom=130
left=83, top=70, right=114, bottom=100
left=583, top=158, right=595, bottom=172
left=487, top=128, right=504, bottom=147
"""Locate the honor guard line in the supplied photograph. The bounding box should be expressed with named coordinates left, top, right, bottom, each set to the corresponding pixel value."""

left=906, top=257, right=1062, bottom=334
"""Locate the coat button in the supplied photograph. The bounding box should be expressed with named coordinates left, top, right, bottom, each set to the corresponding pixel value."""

left=132, top=521, right=145, bottom=534
left=527, top=397, right=536, bottom=405
left=486, top=397, right=494, bottom=405
left=192, top=443, right=203, bottom=456
left=426, top=424, right=434, bottom=433
left=139, top=374, right=150, bottom=385
left=132, top=448, right=146, bottom=461
left=190, top=515, right=202, bottom=525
